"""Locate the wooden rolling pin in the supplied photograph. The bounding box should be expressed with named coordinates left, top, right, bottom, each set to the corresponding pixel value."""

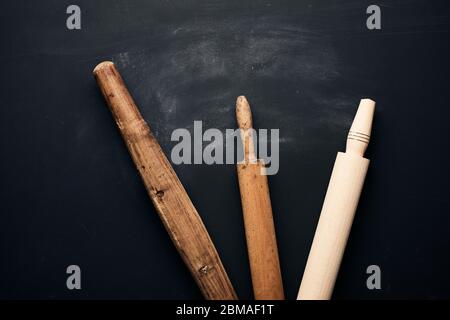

left=236, top=96, right=284, bottom=300
left=93, top=61, right=237, bottom=300
left=297, top=99, right=375, bottom=300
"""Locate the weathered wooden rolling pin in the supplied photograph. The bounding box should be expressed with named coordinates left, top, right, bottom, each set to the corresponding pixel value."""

left=93, top=61, right=237, bottom=300
left=297, top=99, right=375, bottom=300
left=236, top=96, right=284, bottom=300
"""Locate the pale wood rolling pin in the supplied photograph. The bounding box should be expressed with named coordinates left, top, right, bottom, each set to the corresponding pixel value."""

left=297, top=99, right=375, bottom=300
left=93, top=61, right=237, bottom=300
left=236, top=96, right=284, bottom=300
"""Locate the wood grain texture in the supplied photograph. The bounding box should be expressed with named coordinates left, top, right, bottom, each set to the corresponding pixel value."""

left=298, top=99, right=375, bottom=300
left=236, top=96, right=284, bottom=300
left=93, top=61, right=237, bottom=300
left=298, top=152, right=369, bottom=300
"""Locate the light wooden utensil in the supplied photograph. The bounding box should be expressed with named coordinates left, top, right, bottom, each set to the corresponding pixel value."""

left=236, top=96, right=284, bottom=300
left=93, top=61, right=237, bottom=300
left=297, top=99, right=375, bottom=300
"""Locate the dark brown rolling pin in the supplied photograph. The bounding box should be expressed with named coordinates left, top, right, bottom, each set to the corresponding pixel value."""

left=236, top=96, right=284, bottom=300
left=93, top=61, right=237, bottom=300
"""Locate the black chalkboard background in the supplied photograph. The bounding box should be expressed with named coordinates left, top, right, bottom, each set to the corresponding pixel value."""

left=1, top=0, right=449, bottom=299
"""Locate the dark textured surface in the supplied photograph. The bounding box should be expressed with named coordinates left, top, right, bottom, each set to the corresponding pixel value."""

left=0, top=0, right=449, bottom=299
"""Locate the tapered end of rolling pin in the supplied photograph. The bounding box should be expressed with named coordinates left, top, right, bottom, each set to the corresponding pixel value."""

left=346, top=99, right=375, bottom=157
left=236, top=96, right=257, bottom=162
left=236, top=96, right=253, bottom=130
left=93, top=61, right=115, bottom=75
